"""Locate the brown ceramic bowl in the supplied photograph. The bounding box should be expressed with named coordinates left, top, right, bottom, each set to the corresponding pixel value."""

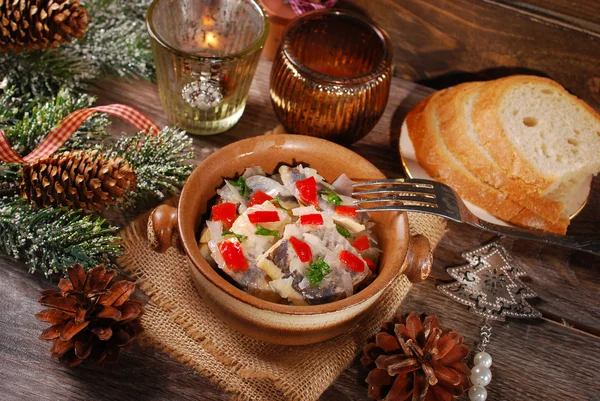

left=148, top=134, right=432, bottom=345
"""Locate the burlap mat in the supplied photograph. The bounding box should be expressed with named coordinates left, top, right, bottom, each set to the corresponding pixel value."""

left=118, top=211, right=446, bottom=401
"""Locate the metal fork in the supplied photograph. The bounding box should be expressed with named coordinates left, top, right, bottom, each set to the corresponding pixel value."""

left=353, top=178, right=600, bottom=256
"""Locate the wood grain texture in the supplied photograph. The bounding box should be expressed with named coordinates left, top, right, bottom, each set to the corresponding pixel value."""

left=1, top=57, right=598, bottom=401
left=491, top=0, right=600, bottom=34
left=342, top=0, right=600, bottom=110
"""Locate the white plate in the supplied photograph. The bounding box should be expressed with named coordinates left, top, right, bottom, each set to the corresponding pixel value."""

left=398, top=120, right=592, bottom=227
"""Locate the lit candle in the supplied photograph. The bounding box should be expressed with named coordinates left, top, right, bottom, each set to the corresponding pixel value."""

left=202, top=13, right=216, bottom=27
left=194, top=30, right=220, bottom=53
left=204, top=32, right=219, bottom=48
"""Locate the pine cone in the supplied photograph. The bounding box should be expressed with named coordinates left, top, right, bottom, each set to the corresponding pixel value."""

left=36, top=264, right=144, bottom=367
left=20, top=150, right=137, bottom=210
left=0, top=0, right=88, bottom=52
left=361, top=313, right=471, bottom=401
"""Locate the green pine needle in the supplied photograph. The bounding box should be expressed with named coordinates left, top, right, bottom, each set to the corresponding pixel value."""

left=0, top=197, right=120, bottom=277
left=0, top=91, right=195, bottom=279
left=0, top=88, right=109, bottom=156
left=104, top=127, right=194, bottom=200
left=0, top=0, right=154, bottom=98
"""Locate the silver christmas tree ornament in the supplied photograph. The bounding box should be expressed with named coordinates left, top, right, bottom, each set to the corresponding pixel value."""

left=438, top=239, right=542, bottom=321
left=438, top=238, right=542, bottom=400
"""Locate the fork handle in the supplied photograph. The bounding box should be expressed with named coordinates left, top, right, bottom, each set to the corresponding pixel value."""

left=472, top=220, right=600, bottom=255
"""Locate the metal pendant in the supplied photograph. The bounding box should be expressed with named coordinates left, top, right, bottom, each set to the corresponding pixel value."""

left=182, top=71, right=223, bottom=111
left=437, top=239, right=542, bottom=321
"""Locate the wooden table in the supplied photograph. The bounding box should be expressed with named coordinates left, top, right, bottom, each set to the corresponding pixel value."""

left=1, top=57, right=599, bottom=401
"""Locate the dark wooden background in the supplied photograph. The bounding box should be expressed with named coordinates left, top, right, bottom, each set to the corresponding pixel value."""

left=341, top=0, right=600, bottom=110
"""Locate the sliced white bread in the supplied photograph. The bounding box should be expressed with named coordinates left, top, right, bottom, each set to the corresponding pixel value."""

left=472, top=75, right=600, bottom=201
left=407, top=91, right=569, bottom=234
left=437, top=82, right=565, bottom=223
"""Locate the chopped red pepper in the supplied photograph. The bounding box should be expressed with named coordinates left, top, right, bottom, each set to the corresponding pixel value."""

left=335, top=205, right=358, bottom=217
left=295, top=176, right=319, bottom=206
left=248, top=211, right=280, bottom=224
left=352, top=235, right=370, bottom=251
left=218, top=241, right=248, bottom=271
left=289, top=236, right=312, bottom=263
left=248, top=191, right=274, bottom=207
left=339, top=250, right=365, bottom=272
left=364, top=257, right=377, bottom=272
left=211, top=202, right=237, bottom=229
left=300, top=214, right=324, bottom=225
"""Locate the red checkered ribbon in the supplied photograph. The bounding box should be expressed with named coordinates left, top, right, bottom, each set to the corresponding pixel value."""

left=0, top=104, right=160, bottom=164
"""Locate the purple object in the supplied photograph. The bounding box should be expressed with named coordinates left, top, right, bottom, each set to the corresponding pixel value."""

left=288, top=0, right=338, bottom=15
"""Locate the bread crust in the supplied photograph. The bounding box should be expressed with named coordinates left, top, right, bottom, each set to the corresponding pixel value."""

left=407, top=91, right=568, bottom=234
left=408, top=92, right=522, bottom=221
left=437, top=81, right=565, bottom=223
left=472, top=75, right=600, bottom=198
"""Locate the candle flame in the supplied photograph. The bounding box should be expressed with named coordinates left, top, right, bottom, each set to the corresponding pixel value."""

left=204, top=32, right=219, bottom=48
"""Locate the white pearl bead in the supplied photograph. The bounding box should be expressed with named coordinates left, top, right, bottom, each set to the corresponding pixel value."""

left=471, top=365, right=492, bottom=386
left=469, top=385, right=488, bottom=401
left=474, top=351, right=493, bottom=368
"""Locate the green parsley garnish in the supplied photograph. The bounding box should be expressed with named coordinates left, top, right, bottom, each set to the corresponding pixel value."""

left=228, top=176, right=251, bottom=197
left=319, top=189, right=342, bottom=206
left=222, top=230, right=248, bottom=243
left=255, top=224, right=279, bottom=236
left=336, top=225, right=351, bottom=238
left=270, top=198, right=290, bottom=211
left=306, top=257, right=331, bottom=286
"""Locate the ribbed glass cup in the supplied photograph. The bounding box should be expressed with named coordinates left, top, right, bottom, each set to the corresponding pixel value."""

left=270, top=9, right=393, bottom=144
left=147, top=0, right=269, bottom=135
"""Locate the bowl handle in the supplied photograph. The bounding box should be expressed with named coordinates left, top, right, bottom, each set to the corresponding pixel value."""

left=403, top=234, right=433, bottom=283
left=147, top=204, right=183, bottom=253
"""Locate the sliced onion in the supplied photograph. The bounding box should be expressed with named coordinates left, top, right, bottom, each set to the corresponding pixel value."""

left=340, top=271, right=354, bottom=298
left=283, top=224, right=302, bottom=239
left=245, top=175, right=292, bottom=197
left=304, top=233, right=329, bottom=255
left=208, top=240, right=225, bottom=268
left=332, top=174, right=355, bottom=196
left=242, top=166, right=265, bottom=178
left=298, top=276, right=311, bottom=290
left=225, top=180, right=247, bottom=206
left=206, top=220, right=223, bottom=242
left=298, top=165, right=324, bottom=183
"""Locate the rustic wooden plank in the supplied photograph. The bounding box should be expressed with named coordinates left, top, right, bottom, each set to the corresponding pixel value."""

left=323, top=277, right=600, bottom=401
left=0, top=257, right=226, bottom=401
left=342, top=0, right=600, bottom=110
left=491, top=0, right=600, bottom=35
left=3, top=253, right=598, bottom=401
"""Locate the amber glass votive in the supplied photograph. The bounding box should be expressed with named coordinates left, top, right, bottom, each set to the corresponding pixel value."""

left=270, top=9, right=393, bottom=144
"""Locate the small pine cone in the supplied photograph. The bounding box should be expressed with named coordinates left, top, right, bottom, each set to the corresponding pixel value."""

left=0, top=0, right=89, bottom=53
left=361, top=312, right=471, bottom=401
left=20, top=150, right=137, bottom=211
left=36, top=264, right=144, bottom=367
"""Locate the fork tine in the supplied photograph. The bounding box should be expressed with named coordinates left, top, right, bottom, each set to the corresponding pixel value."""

left=353, top=187, right=436, bottom=196
left=354, top=195, right=437, bottom=207
left=356, top=205, right=442, bottom=214
left=353, top=178, right=435, bottom=188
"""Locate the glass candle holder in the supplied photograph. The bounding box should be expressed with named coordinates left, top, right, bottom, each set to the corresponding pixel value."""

left=270, top=9, right=393, bottom=144
left=147, top=0, right=269, bottom=135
